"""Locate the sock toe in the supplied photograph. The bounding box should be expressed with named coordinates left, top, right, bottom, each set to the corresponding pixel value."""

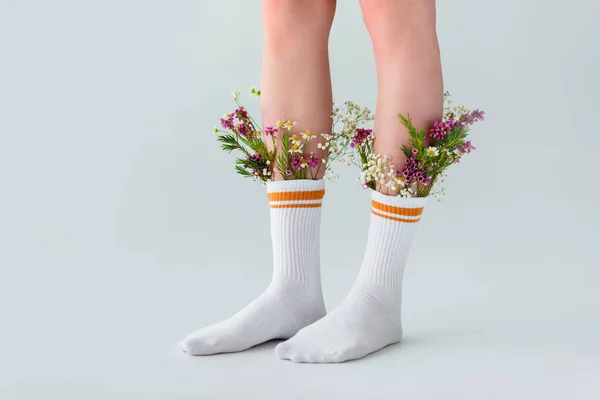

left=178, top=341, right=188, bottom=353
left=180, top=334, right=219, bottom=355
left=274, top=341, right=295, bottom=360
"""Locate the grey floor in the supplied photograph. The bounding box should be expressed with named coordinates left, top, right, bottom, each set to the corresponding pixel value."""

left=2, top=243, right=599, bottom=399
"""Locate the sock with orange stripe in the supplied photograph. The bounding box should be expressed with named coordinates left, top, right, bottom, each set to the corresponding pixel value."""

left=180, top=179, right=327, bottom=355
left=275, top=190, right=427, bottom=363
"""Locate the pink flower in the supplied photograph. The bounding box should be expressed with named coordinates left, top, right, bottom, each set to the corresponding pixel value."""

left=459, top=110, right=485, bottom=126
left=220, top=116, right=234, bottom=130
left=235, top=123, right=251, bottom=138
left=235, top=106, right=249, bottom=121
left=264, top=125, right=278, bottom=136
left=457, top=140, right=476, bottom=155
left=401, top=156, right=428, bottom=184
left=305, top=152, right=321, bottom=168
left=350, top=128, right=373, bottom=148
left=429, top=119, right=456, bottom=141
left=290, top=155, right=304, bottom=169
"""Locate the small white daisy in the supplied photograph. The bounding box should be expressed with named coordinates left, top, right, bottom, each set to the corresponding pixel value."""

left=301, top=130, right=315, bottom=141
left=427, top=146, right=439, bottom=157
left=284, top=121, right=297, bottom=130
left=289, top=143, right=303, bottom=154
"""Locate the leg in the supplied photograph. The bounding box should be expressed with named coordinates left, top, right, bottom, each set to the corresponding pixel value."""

left=180, top=0, right=335, bottom=355
left=275, top=0, right=440, bottom=363
left=261, top=0, right=336, bottom=179
left=367, top=0, right=443, bottom=192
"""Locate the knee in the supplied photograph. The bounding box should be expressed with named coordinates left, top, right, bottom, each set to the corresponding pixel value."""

left=262, top=0, right=336, bottom=47
left=360, top=0, right=436, bottom=46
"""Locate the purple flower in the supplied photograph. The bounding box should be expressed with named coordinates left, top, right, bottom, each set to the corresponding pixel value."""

left=250, top=153, right=262, bottom=162
left=235, top=123, right=250, bottom=138
left=350, top=128, right=373, bottom=148
left=457, top=140, right=476, bottom=155
left=220, top=116, right=234, bottom=130
left=459, top=109, right=485, bottom=126
left=290, top=155, right=304, bottom=169
left=400, top=156, right=428, bottom=185
left=305, top=152, right=321, bottom=168
left=264, top=125, right=278, bottom=136
left=429, top=119, right=457, bottom=141
left=411, top=148, right=419, bottom=155
left=429, top=108, right=484, bottom=141
left=285, top=170, right=293, bottom=176
left=235, top=106, right=249, bottom=121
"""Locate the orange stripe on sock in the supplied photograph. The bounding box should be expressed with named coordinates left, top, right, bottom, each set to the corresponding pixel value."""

left=371, top=209, right=420, bottom=223
left=268, top=189, right=325, bottom=202
left=371, top=200, right=424, bottom=217
left=270, top=203, right=322, bottom=209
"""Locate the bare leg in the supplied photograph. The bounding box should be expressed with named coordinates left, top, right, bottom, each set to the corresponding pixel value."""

left=261, top=0, right=336, bottom=179
left=274, top=0, right=442, bottom=363
left=363, top=0, right=443, bottom=193
left=179, top=0, right=335, bottom=356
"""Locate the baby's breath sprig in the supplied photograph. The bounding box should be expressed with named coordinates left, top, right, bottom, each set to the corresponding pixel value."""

left=327, top=101, right=375, bottom=168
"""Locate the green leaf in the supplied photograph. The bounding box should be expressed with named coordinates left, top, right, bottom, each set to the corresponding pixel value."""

left=235, top=165, right=252, bottom=178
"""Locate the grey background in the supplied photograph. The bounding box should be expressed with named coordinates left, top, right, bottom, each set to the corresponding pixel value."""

left=1, top=0, right=599, bottom=399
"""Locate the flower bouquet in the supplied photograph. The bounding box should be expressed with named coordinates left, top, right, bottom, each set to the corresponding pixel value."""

left=213, top=88, right=483, bottom=197
left=346, top=92, right=484, bottom=199
left=213, top=89, right=374, bottom=182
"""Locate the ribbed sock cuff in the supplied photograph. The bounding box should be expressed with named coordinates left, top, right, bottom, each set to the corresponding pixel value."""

left=370, top=191, right=428, bottom=224
left=267, top=180, right=325, bottom=208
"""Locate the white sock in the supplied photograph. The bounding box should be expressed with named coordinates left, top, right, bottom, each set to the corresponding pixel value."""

left=275, top=191, right=427, bottom=363
left=180, top=180, right=326, bottom=355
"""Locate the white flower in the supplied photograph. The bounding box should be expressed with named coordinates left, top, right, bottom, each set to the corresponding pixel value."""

left=426, top=146, right=439, bottom=157
left=266, top=160, right=271, bottom=165
left=289, top=143, right=303, bottom=154
left=301, top=130, right=315, bottom=141
left=400, top=189, right=412, bottom=198
left=284, top=121, right=297, bottom=130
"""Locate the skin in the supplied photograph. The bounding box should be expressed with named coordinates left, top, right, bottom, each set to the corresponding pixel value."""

left=260, top=0, right=336, bottom=179
left=261, top=0, right=442, bottom=188
left=360, top=0, right=443, bottom=193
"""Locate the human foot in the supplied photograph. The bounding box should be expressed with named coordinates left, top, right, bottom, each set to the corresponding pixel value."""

left=180, top=180, right=327, bottom=355
left=275, top=280, right=402, bottom=363
left=180, top=279, right=325, bottom=355
left=275, top=192, right=427, bottom=363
